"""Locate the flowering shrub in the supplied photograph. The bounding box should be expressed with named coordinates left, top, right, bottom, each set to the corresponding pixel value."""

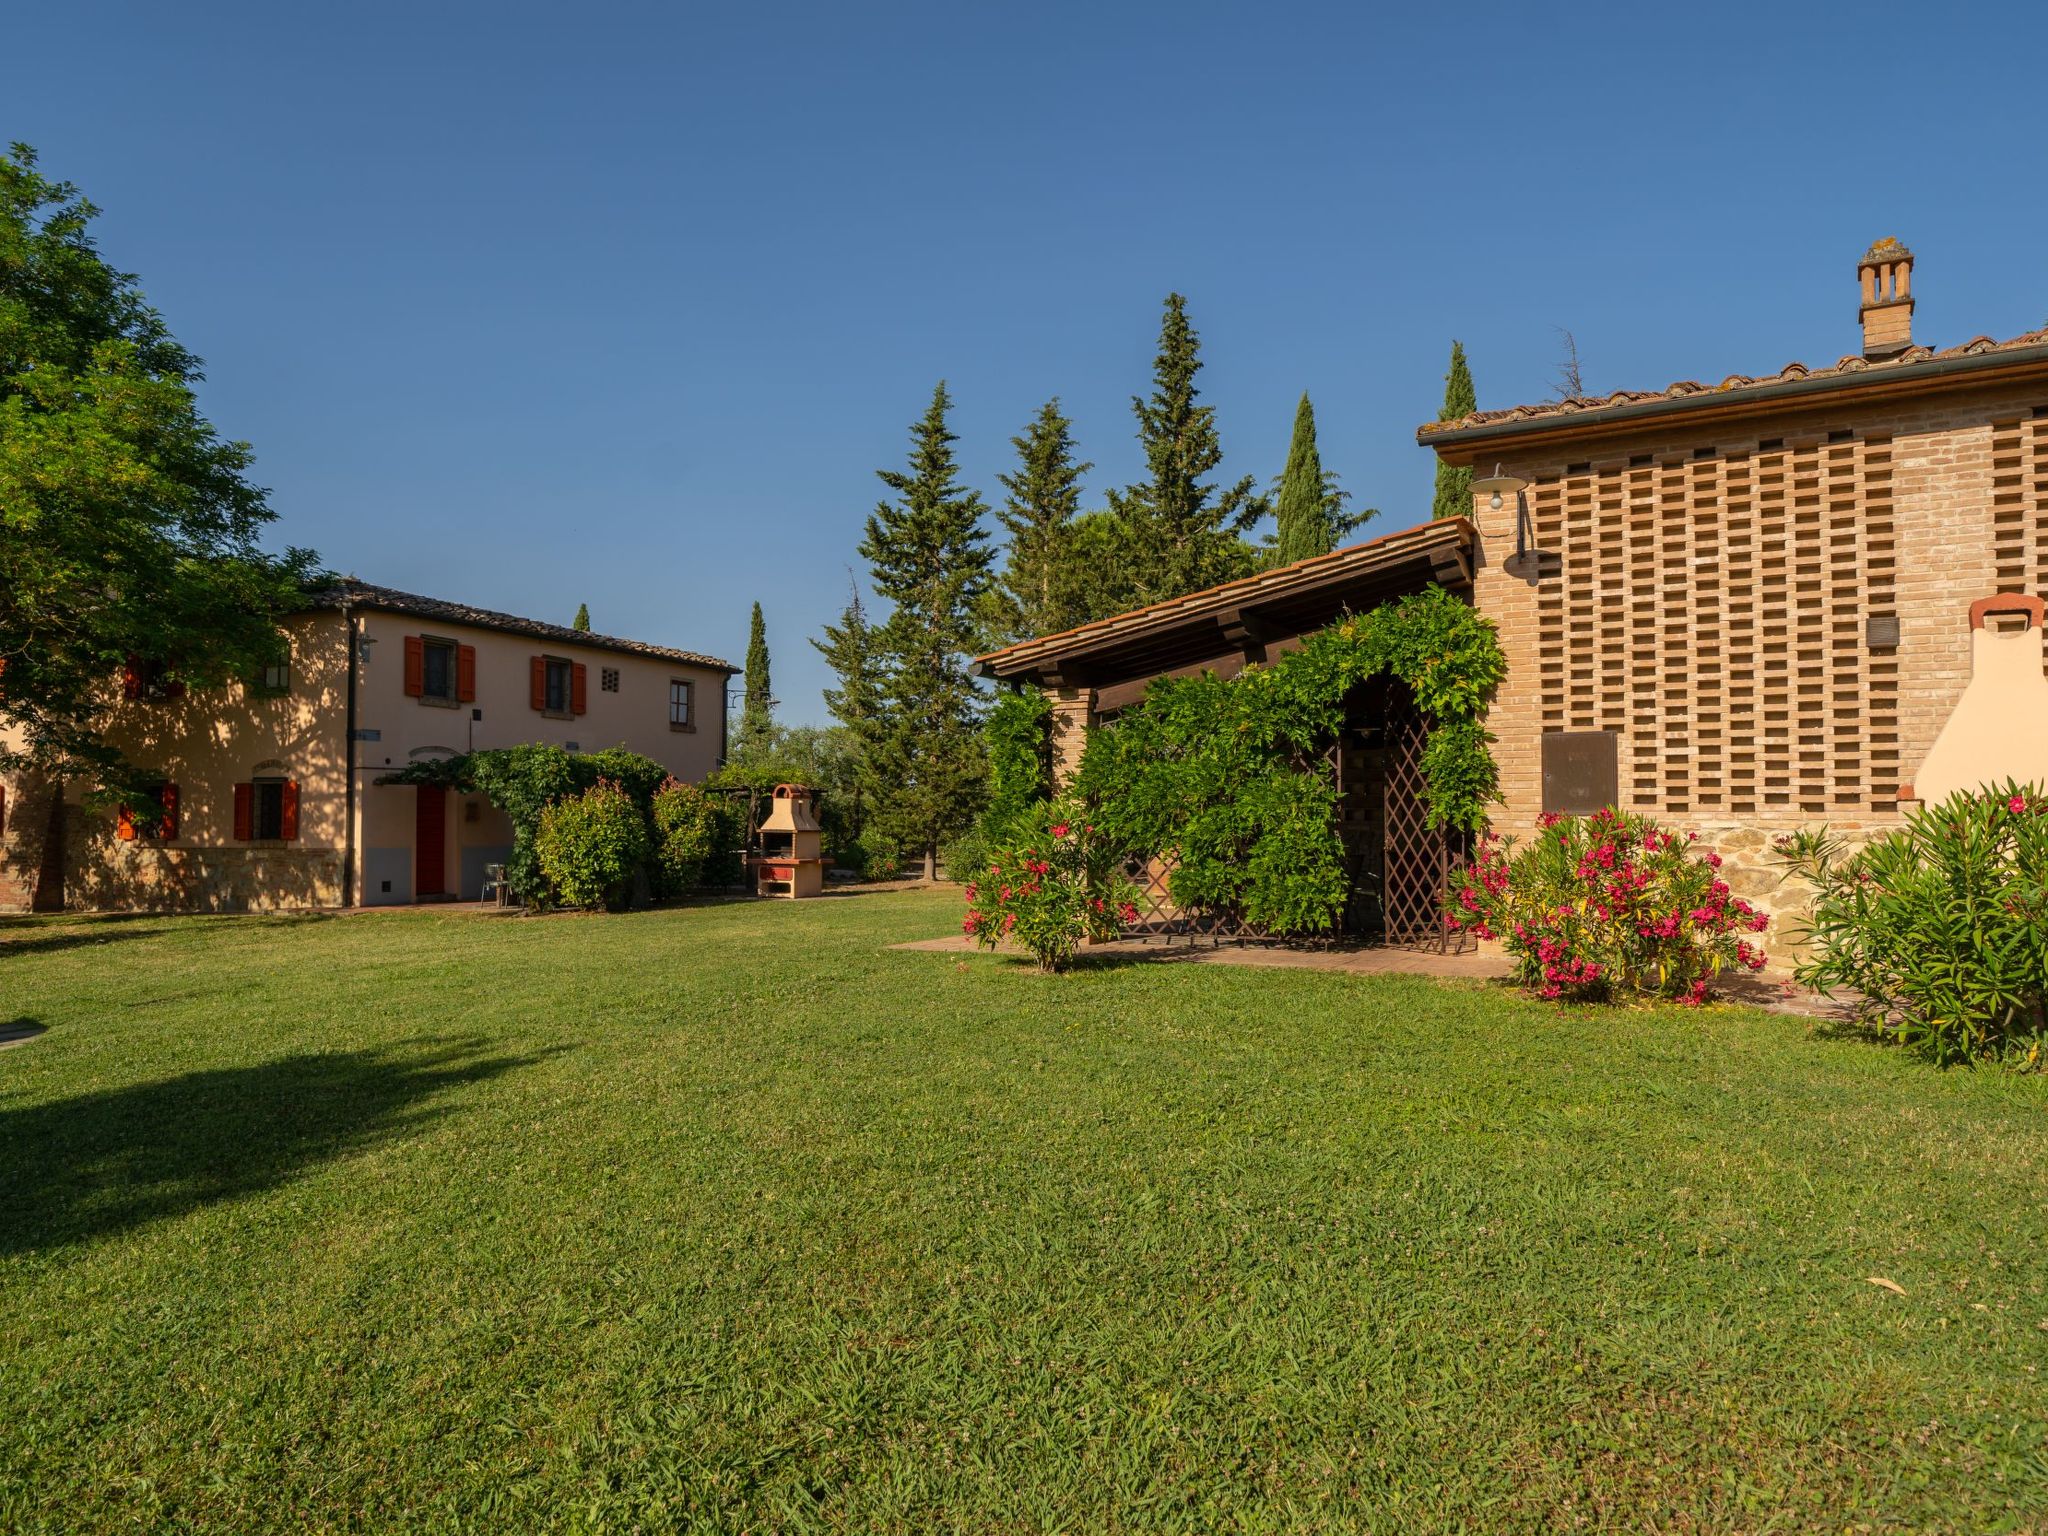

left=1447, top=808, right=1767, bottom=1005
left=649, top=777, right=739, bottom=897
left=961, top=800, right=1140, bottom=973
left=535, top=778, right=650, bottom=911
left=1774, top=783, right=2048, bottom=1066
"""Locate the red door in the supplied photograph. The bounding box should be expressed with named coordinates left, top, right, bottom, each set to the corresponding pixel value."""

left=415, top=785, right=448, bottom=898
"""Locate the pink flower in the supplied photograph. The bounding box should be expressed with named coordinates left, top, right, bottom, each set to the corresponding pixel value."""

left=1051, top=822, right=1070, bottom=839
left=2010, top=794, right=2028, bottom=814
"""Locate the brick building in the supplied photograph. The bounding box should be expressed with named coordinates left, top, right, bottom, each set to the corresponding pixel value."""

left=979, top=241, right=2048, bottom=940
left=1420, top=239, right=2048, bottom=926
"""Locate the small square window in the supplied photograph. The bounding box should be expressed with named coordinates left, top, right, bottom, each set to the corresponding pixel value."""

left=421, top=639, right=457, bottom=702
left=669, top=679, right=692, bottom=729
left=545, top=657, right=573, bottom=713
left=601, top=667, right=620, bottom=693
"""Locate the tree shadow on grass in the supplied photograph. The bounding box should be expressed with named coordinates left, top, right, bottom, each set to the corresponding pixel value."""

left=0, top=1035, right=561, bottom=1257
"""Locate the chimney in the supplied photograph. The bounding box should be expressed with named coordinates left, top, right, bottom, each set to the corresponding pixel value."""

left=1858, top=238, right=1915, bottom=359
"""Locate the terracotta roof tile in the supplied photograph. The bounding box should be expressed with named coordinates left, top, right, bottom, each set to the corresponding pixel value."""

left=304, top=579, right=735, bottom=671
left=1418, top=327, right=2048, bottom=440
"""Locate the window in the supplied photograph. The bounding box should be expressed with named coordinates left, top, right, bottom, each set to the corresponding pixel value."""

left=122, top=657, right=183, bottom=703
left=117, top=782, right=178, bottom=841
left=252, top=779, right=287, bottom=840
left=669, top=679, right=693, bottom=730
left=544, top=656, right=573, bottom=714
left=601, top=667, right=620, bottom=693
left=234, top=775, right=298, bottom=841
left=421, top=639, right=457, bottom=702
left=254, top=640, right=292, bottom=696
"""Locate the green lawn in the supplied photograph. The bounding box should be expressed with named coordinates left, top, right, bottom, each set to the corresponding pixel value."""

left=2, top=891, right=2044, bottom=1534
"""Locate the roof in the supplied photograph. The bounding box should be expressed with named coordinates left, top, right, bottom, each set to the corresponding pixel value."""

left=972, top=518, right=1475, bottom=687
left=1418, top=328, right=2048, bottom=456
left=304, top=579, right=736, bottom=672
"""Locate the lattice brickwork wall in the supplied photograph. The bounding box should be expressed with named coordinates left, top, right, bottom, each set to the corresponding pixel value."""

left=1989, top=410, right=2048, bottom=663
left=1529, top=433, right=1902, bottom=817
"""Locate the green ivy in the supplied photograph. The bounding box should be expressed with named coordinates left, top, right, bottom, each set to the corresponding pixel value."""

left=1072, top=586, right=1504, bottom=935
left=984, top=690, right=1054, bottom=830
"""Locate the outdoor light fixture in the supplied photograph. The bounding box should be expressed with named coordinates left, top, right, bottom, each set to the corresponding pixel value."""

left=1471, top=463, right=1530, bottom=514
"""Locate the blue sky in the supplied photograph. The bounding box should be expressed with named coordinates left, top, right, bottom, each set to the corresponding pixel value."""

left=10, top=1, right=2045, bottom=723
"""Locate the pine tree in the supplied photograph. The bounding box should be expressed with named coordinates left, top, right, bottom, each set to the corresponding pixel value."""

left=572, top=602, right=590, bottom=631
left=1267, top=392, right=1373, bottom=566
left=1431, top=341, right=1477, bottom=521
left=1102, top=294, right=1263, bottom=607
left=858, top=382, right=995, bottom=877
left=735, top=601, right=775, bottom=762
left=988, top=398, right=1092, bottom=642
left=811, top=574, right=883, bottom=839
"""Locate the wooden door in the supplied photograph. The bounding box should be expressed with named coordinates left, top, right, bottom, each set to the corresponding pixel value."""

left=415, top=785, right=448, bottom=898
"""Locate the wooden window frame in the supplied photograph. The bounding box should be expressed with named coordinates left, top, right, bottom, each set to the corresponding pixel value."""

left=541, top=655, right=575, bottom=719
left=669, top=678, right=695, bottom=732
left=417, top=635, right=460, bottom=708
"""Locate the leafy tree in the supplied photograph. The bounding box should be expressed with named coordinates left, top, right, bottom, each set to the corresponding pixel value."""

left=1267, top=392, right=1372, bottom=566
left=0, top=143, right=317, bottom=793
left=858, top=382, right=994, bottom=877
left=1102, top=294, right=1263, bottom=606
left=1430, top=340, right=1477, bottom=522
left=572, top=602, right=590, bottom=631
left=811, top=573, right=882, bottom=840
left=735, top=600, right=775, bottom=761
left=985, top=398, right=1092, bottom=643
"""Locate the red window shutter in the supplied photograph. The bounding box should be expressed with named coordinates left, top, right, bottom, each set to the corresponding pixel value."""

left=233, top=782, right=253, bottom=842
left=280, top=780, right=300, bottom=841
left=571, top=662, right=588, bottom=716
left=456, top=644, right=477, bottom=703
left=403, top=635, right=425, bottom=698
left=0, top=783, right=7, bottom=835
left=123, top=657, right=142, bottom=701
left=530, top=656, right=546, bottom=711
left=116, top=804, right=137, bottom=841
left=159, top=783, right=179, bottom=840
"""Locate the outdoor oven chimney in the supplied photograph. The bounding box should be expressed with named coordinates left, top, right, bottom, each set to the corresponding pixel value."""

left=1858, top=238, right=1915, bottom=359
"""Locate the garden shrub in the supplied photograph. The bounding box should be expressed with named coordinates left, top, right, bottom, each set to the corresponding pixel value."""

left=457, top=744, right=664, bottom=906
left=1447, top=808, right=1767, bottom=1005
left=534, top=779, right=650, bottom=912
left=1075, top=586, right=1505, bottom=936
left=650, top=777, right=723, bottom=896
left=944, top=689, right=1054, bottom=887
left=1774, top=783, right=2048, bottom=1065
left=961, top=800, right=1139, bottom=973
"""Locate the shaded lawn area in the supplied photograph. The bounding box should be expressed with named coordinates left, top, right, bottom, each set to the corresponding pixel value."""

left=2, top=891, right=2044, bottom=1534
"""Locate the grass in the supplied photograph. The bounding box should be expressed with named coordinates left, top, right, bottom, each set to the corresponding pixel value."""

left=2, top=888, right=2045, bottom=1534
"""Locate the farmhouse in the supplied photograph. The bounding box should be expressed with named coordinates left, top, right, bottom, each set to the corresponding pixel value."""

left=979, top=241, right=2048, bottom=938
left=0, top=582, right=734, bottom=912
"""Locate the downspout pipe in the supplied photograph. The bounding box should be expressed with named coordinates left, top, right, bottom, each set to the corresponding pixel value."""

left=342, top=604, right=358, bottom=908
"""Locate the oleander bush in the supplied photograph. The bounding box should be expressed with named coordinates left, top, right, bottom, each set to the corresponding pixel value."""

left=534, top=778, right=651, bottom=912
left=1775, top=783, right=2048, bottom=1066
left=961, top=800, right=1139, bottom=973
left=1448, top=808, right=1768, bottom=1005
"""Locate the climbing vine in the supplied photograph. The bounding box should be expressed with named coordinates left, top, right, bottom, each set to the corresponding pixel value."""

left=1071, top=585, right=1505, bottom=935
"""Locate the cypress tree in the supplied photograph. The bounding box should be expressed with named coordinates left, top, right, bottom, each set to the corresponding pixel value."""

left=736, top=601, right=774, bottom=762
left=858, top=382, right=994, bottom=877
left=1103, top=294, right=1263, bottom=607
left=989, top=397, right=1092, bottom=642
left=1267, top=392, right=1372, bottom=566
left=572, top=602, right=590, bottom=631
left=812, top=575, right=883, bottom=841
left=1430, top=341, right=1477, bottom=521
